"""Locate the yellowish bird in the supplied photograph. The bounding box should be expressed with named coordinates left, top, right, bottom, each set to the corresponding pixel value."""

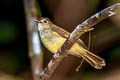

left=35, top=17, right=105, bottom=69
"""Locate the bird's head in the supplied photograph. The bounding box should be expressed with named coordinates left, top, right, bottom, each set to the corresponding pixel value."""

left=34, top=17, right=52, bottom=31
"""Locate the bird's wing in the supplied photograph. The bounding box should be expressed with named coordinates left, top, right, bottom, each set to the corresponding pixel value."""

left=51, top=24, right=88, bottom=49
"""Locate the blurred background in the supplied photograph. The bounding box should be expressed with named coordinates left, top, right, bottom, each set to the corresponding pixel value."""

left=0, top=0, right=120, bottom=80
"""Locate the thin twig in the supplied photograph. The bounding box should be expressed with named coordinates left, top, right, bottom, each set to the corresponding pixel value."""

left=76, top=59, right=84, bottom=71
left=24, top=0, right=43, bottom=80
left=40, top=3, right=120, bottom=80
left=88, top=31, right=92, bottom=50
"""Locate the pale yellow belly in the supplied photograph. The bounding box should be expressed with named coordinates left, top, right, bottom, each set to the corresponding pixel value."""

left=41, top=35, right=86, bottom=56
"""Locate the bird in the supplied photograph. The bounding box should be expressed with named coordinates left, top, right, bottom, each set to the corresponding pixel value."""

left=34, top=17, right=106, bottom=69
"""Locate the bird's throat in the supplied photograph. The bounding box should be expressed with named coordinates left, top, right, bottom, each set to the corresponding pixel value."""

left=40, top=29, right=52, bottom=39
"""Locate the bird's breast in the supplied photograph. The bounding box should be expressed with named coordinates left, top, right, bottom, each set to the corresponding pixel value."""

left=41, top=32, right=66, bottom=53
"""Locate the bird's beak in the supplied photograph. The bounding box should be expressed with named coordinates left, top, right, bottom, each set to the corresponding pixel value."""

left=33, top=19, right=40, bottom=23
left=33, top=19, right=42, bottom=31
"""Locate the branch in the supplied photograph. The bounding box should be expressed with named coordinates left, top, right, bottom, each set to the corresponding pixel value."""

left=40, top=3, right=120, bottom=80
left=51, top=24, right=88, bottom=49
left=24, top=0, right=43, bottom=80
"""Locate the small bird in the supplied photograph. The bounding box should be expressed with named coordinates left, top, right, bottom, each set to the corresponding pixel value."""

left=35, top=17, right=106, bottom=69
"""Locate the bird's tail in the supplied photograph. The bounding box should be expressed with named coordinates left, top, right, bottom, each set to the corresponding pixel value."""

left=81, top=50, right=106, bottom=69
left=79, top=49, right=106, bottom=69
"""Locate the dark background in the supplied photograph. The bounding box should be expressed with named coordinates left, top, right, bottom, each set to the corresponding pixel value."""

left=0, top=0, right=120, bottom=80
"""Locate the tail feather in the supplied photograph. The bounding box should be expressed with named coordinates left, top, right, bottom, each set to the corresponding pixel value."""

left=80, top=49, right=106, bottom=69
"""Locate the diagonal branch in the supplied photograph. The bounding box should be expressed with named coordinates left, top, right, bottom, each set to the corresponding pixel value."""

left=51, top=24, right=88, bottom=49
left=40, top=3, right=120, bottom=80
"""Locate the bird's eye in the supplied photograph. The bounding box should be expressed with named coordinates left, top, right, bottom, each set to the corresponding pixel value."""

left=44, top=20, right=48, bottom=23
